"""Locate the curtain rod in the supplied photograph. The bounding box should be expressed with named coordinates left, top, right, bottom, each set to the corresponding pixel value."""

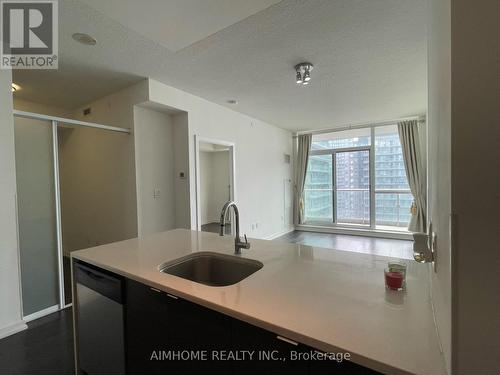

left=13, top=110, right=131, bottom=134
left=294, top=115, right=426, bottom=137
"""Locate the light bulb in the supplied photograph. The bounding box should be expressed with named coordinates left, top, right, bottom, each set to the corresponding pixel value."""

left=296, top=71, right=303, bottom=84
left=303, top=69, right=311, bottom=82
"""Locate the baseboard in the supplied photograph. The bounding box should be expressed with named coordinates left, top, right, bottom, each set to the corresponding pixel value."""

left=0, top=320, right=27, bottom=339
left=23, top=304, right=60, bottom=323
left=264, top=227, right=295, bottom=240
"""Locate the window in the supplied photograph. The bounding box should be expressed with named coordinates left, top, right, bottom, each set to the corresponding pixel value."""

left=335, top=150, right=370, bottom=225
left=303, top=124, right=413, bottom=231
left=311, top=128, right=371, bottom=150
left=304, top=155, right=332, bottom=222
left=374, top=126, right=412, bottom=228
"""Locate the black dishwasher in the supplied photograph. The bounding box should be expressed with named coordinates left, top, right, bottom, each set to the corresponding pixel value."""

left=74, top=261, right=126, bottom=375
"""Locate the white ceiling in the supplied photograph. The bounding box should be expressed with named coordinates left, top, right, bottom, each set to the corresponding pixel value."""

left=13, top=0, right=427, bottom=131
left=79, top=0, right=281, bottom=52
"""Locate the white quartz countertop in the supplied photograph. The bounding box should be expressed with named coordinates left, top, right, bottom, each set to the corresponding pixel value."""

left=71, top=229, right=446, bottom=375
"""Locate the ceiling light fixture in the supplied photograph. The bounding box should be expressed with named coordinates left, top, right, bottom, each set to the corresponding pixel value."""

left=294, top=62, right=314, bottom=86
left=11, top=83, right=20, bottom=92
left=72, top=33, right=97, bottom=46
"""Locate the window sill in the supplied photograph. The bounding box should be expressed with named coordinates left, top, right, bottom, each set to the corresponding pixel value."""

left=295, top=223, right=413, bottom=240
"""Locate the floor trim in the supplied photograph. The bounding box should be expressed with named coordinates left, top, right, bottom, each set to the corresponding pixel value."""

left=0, top=320, right=27, bottom=339
left=296, top=224, right=413, bottom=240
left=23, top=304, right=60, bottom=323
left=265, top=227, right=295, bottom=240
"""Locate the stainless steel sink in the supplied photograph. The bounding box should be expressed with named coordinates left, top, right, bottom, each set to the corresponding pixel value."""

left=159, top=252, right=263, bottom=287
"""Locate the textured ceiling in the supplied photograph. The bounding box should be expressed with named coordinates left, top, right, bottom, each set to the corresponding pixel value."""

left=79, top=0, right=281, bottom=52
left=13, top=0, right=427, bottom=131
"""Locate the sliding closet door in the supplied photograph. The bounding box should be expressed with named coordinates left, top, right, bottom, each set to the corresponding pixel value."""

left=14, top=117, right=59, bottom=317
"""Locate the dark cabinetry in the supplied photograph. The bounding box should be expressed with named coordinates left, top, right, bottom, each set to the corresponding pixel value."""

left=74, top=264, right=378, bottom=375
left=230, top=318, right=309, bottom=374
left=125, top=281, right=167, bottom=374
left=124, top=278, right=378, bottom=374
left=125, top=279, right=232, bottom=374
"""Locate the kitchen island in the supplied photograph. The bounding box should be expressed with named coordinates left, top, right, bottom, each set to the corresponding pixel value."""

left=71, top=229, right=446, bottom=375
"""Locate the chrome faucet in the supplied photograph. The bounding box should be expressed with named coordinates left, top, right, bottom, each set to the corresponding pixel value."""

left=219, top=201, right=250, bottom=255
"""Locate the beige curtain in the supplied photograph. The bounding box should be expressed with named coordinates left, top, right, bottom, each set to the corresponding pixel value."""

left=397, top=120, right=426, bottom=232
left=294, top=134, right=312, bottom=224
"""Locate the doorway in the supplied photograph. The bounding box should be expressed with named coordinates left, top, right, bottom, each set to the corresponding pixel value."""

left=195, top=137, right=235, bottom=234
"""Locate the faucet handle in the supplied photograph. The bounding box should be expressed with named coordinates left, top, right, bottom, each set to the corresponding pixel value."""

left=243, top=234, right=251, bottom=249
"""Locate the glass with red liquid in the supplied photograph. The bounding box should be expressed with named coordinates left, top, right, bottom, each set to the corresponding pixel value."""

left=384, top=268, right=404, bottom=291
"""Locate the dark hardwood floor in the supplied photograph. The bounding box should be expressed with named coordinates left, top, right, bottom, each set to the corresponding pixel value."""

left=0, top=309, right=74, bottom=375
left=276, top=230, right=413, bottom=259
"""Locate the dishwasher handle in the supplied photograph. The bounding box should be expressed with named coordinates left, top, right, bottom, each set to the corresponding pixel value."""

left=75, top=261, right=124, bottom=304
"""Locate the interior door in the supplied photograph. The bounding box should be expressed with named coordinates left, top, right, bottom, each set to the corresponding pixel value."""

left=334, top=149, right=371, bottom=226
left=14, top=117, right=60, bottom=317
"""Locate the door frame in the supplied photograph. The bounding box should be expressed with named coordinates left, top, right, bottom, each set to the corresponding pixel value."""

left=194, top=135, right=236, bottom=234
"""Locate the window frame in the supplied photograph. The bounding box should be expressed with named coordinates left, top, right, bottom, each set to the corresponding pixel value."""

left=304, top=124, right=412, bottom=231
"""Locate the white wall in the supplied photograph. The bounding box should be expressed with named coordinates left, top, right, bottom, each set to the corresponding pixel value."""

left=172, top=113, right=191, bottom=229
left=211, top=151, right=231, bottom=220
left=59, top=81, right=148, bottom=251
left=428, top=1, right=500, bottom=373
left=450, top=1, right=500, bottom=373
left=13, top=98, right=73, bottom=118
left=134, top=106, right=176, bottom=236
left=148, top=79, right=294, bottom=239
left=0, top=70, right=25, bottom=338
left=427, top=0, right=452, bottom=372
left=199, top=151, right=213, bottom=225
left=199, top=150, right=230, bottom=224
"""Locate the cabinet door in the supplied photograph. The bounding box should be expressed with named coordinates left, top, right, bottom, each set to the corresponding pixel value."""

left=126, top=279, right=233, bottom=374
left=165, top=295, right=233, bottom=374
left=231, top=319, right=309, bottom=375
left=125, top=280, right=168, bottom=375
left=307, top=347, right=381, bottom=374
